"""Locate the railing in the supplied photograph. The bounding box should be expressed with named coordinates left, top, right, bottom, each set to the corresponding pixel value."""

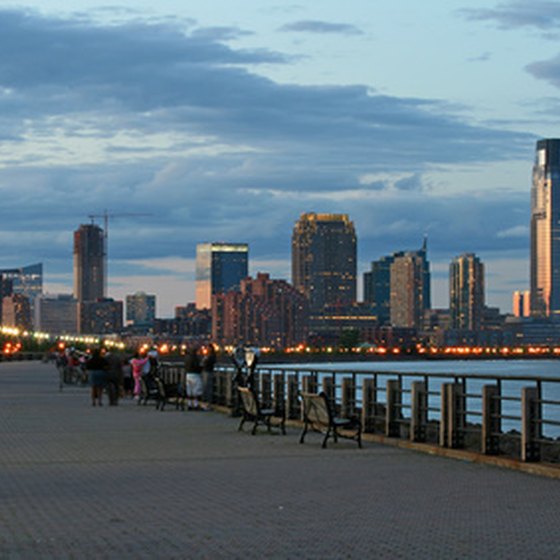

left=200, top=363, right=560, bottom=464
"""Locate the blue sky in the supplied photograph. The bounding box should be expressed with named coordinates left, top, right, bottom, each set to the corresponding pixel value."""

left=0, top=0, right=559, bottom=316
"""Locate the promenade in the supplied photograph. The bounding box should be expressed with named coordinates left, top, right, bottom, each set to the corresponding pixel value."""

left=1, top=362, right=559, bottom=560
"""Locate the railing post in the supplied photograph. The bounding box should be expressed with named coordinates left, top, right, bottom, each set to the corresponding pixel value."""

left=447, top=383, right=465, bottom=449
left=440, top=383, right=451, bottom=447
left=260, top=373, right=272, bottom=409
left=410, top=381, right=427, bottom=442
left=226, top=371, right=240, bottom=417
left=341, top=377, right=356, bottom=418
left=302, top=374, right=318, bottom=394
left=522, top=386, right=541, bottom=462
left=273, top=373, right=285, bottom=417
left=482, top=384, right=501, bottom=455
left=287, top=374, right=300, bottom=420
left=361, top=377, right=377, bottom=433
left=385, top=379, right=401, bottom=437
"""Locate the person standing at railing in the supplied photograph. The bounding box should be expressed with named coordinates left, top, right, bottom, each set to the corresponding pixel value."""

left=200, top=343, right=216, bottom=410
left=184, top=345, right=203, bottom=410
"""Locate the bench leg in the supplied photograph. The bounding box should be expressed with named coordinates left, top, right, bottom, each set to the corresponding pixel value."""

left=322, top=428, right=331, bottom=449
left=299, top=421, right=308, bottom=444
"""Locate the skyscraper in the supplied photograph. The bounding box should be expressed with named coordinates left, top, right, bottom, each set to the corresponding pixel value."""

left=449, top=253, right=484, bottom=331
left=292, top=212, right=357, bottom=312
left=531, top=139, right=560, bottom=318
left=73, top=224, right=105, bottom=302
left=389, top=241, right=430, bottom=329
left=363, top=255, right=394, bottom=325
left=195, top=243, right=249, bottom=310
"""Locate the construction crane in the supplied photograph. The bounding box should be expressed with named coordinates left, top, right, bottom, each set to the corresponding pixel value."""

left=87, top=210, right=153, bottom=296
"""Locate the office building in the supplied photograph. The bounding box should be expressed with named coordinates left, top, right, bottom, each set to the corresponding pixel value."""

left=195, top=243, right=249, bottom=310
left=78, top=298, right=123, bottom=334
left=74, top=224, right=105, bottom=302
left=34, top=294, right=78, bottom=334
left=530, top=139, right=560, bottom=318
left=449, top=253, right=485, bottom=331
left=0, top=263, right=43, bottom=327
left=513, top=290, right=531, bottom=318
left=212, top=273, right=309, bottom=348
left=363, top=255, right=394, bottom=325
left=390, top=242, right=431, bottom=329
left=292, top=212, right=357, bottom=312
left=2, top=294, right=32, bottom=331
left=126, top=292, right=156, bottom=328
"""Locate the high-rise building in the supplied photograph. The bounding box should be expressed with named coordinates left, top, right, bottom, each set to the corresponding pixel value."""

left=531, top=139, right=560, bottom=318
left=292, top=212, right=357, bottom=312
left=389, top=242, right=430, bottom=329
left=449, top=253, right=485, bottom=331
left=513, top=290, right=531, bottom=318
left=126, top=292, right=156, bottom=328
left=363, top=255, right=394, bottom=325
left=195, top=243, right=249, bottom=310
left=74, top=224, right=105, bottom=302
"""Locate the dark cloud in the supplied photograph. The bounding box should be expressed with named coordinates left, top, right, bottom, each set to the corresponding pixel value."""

left=526, top=54, right=560, bottom=87
left=279, top=20, right=364, bottom=35
left=460, top=1, right=560, bottom=30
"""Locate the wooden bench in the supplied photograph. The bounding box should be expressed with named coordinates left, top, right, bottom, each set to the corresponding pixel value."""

left=299, top=391, right=362, bottom=449
left=238, top=386, right=286, bottom=435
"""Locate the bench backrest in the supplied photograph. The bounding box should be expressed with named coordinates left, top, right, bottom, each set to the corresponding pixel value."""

left=300, top=392, right=332, bottom=426
left=238, top=386, right=259, bottom=416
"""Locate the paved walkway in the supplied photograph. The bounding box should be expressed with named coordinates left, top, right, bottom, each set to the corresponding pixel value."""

left=1, top=361, right=559, bottom=559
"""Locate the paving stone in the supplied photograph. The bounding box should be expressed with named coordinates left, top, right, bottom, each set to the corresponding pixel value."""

left=0, top=361, right=559, bottom=559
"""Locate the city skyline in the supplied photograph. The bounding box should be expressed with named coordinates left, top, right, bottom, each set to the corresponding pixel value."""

left=1, top=2, right=560, bottom=315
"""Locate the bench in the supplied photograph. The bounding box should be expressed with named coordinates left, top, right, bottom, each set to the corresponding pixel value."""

left=299, top=391, right=362, bottom=449
left=237, top=386, right=286, bottom=435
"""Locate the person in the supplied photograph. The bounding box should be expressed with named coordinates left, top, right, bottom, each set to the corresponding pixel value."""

left=143, top=346, right=159, bottom=376
left=105, top=351, right=124, bottom=406
left=184, top=346, right=203, bottom=410
left=130, top=352, right=149, bottom=400
left=201, top=343, right=217, bottom=410
left=85, top=347, right=108, bottom=406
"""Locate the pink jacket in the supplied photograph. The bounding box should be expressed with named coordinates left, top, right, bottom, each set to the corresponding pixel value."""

left=130, top=357, right=149, bottom=378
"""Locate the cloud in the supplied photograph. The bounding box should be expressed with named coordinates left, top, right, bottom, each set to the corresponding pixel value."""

left=460, top=1, right=560, bottom=30
left=279, top=20, right=364, bottom=35
left=0, top=8, right=537, bottom=315
left=526, top=54, right=560, bottom=87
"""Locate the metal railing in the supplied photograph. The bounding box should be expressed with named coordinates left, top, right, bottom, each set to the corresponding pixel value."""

left=201, top=363, right=560, bottom=464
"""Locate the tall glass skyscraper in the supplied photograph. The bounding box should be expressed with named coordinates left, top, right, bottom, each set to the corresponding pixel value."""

left=530, top=139, right=560, bottom=318
left=449, top=253, right=484, bottom=331
left=73, top=224, right=105, bottom=302
left=292, top=213, right=357, bottom=312
left=195, top=243, right=249, bottom=309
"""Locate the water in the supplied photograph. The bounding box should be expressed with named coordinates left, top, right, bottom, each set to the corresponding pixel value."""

left=269, top=359, right=560, bottom=438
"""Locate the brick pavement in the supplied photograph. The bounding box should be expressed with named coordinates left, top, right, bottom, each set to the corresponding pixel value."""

left=1, top=361, right=559, bottom=559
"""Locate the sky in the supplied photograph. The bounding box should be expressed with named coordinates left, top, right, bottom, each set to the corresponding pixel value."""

left=1, top=0, right=559, bottom=317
